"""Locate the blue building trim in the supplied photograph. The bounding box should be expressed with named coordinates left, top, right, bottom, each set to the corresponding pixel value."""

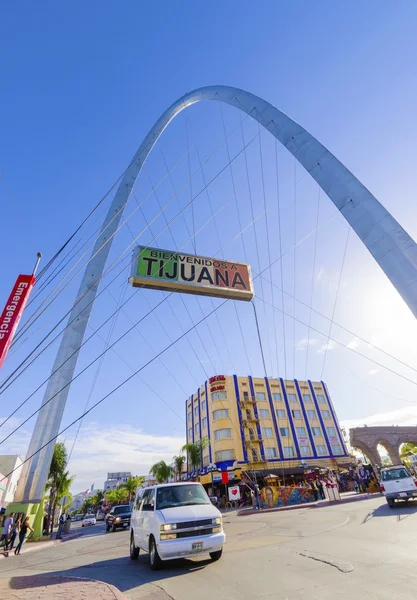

left=294, top=379, right=317, bottom=459
left=185, top=399, right=189, bottom=475
left=233, top=375, right=248, bottom=463
left=308, top=381, right=332, bottom=456
left=191, top=394, right=195, bottom=444
left=248, top=376, right=266, bottom=460
left=264, top=377, right=285, bottom=460
left=198, top=388, right=203, bottom=470
left=280, top=378, right=301, bottom=458
left=204, top=381, right=212, bottom=464
left=321, top=381, right=349, bottom=456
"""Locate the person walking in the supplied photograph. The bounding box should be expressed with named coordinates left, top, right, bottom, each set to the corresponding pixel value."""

left=5, top=517, right=21, bottom=552
left=1, top=512, right=14, bottom=549
left=14, top=516, right=34, bottom=555
left=316, top=479, right=325, bottom=500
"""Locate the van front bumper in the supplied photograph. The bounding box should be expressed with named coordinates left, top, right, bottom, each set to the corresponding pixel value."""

left=156, top=531, right=226, bottom=561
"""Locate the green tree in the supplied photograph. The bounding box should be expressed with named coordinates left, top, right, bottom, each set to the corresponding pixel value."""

left=400, top=442, right=417, bottom=457
left=46, top=443, right=69, bottom=533
left=120, top=476, right=145, bottom=501
left=81, top=498, right=93, bottom=513
left=149, top=460, right=173, bottom=483
left=182, top=438, right=210, bottom=475
left=105, top=488, right=128, bottom=505
left=90, top=489, right=105, bottom=510
left=55, top=470, right=75, bottom=523
left=173, top=455, right=186, bottom=481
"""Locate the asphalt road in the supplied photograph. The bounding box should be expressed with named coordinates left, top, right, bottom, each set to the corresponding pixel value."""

left=1, top=496, right=416, bottom=599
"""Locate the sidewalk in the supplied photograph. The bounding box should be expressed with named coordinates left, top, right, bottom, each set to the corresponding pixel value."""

left=237, top=491, right=382, bottom=516
left=0, top=575, right=128, bottom=599
left=0, top=530, right=83, bottom=560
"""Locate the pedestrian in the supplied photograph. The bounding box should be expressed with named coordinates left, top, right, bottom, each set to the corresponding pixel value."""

left=1, top=512, right=14, bottom=550
left=310, top=480, right=318, bottom=501
left=5, top=517, right=21, bottom=551
left=254, top=484, right=261, bottom=510
left=14, top=516, right=34, bottom=555
left=316, top=479, right=325, bottom=500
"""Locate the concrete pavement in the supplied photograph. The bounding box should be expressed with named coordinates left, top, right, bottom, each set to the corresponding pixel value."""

left=1, top=495, right=417, bottom=599
left=0, top=575, right=128, bottom=599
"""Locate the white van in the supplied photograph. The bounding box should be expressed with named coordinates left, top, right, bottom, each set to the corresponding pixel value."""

left=130, top=482, right=225, bottom=569
left=380, top=465, right=417, bottom=507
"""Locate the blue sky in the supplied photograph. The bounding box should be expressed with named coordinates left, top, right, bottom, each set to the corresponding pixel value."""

left=1, top=2, right=417, bottom=491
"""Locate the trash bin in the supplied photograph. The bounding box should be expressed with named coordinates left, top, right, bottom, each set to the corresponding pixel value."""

left=63, top=519, right=71, bottom=534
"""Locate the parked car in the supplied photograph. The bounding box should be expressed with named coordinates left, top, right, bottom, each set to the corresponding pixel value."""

left=96, top=511, right=105, bottom=521
left=106, top=505, right=131, bottom=532
left=130, top=482, right=225, bottom=570
left=82, top=514, right=96, bottom=527
left=380, top=465, right=417, bottom=507
left=72, top=514, right=84, bottom=522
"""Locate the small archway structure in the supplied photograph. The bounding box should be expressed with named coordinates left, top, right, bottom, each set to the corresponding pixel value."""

left=350, top=426, right=417, bottom=467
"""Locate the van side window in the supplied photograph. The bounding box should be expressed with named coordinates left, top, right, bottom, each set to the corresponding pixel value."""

left=140, top=489, right=150, bottom=510
left=135, top=490, right=144, bottom=510
left=147, top=489, right=155, bottom=509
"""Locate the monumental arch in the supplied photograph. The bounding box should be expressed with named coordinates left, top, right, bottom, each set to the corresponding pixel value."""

left=14, top=85, right=417, bottom=512
left=350, top=426, right=417, bottom=466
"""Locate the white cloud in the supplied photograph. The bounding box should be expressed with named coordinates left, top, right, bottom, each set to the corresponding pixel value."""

left=342, top=404, right=417, bottom=431
left=368, top=368, right=380, bottom=376
left=296, top=337, right=318, bottom=351
left=347, top=338, right=360, bottom=350
left=317, top=340, right=336, bottom=354
left=67, top=422, right=185, bottom=494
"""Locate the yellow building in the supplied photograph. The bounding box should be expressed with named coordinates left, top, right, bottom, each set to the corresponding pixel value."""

left=185, top=375, right=350, bottom=480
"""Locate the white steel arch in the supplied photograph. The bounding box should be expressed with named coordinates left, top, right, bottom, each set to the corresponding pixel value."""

left=16, top=85, right=417, bottom=504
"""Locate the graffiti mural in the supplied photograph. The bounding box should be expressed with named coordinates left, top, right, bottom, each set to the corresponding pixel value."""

left=260, top=486, right=314, bottom=508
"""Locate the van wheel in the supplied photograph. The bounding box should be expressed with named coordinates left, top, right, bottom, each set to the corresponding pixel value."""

left=387, top=498, right=395, bottom=507
left=149, top=536, right=162, bottom=570
left=130, top=532, right=139, bottom=560
left=210, top=549, right=223, bottom=562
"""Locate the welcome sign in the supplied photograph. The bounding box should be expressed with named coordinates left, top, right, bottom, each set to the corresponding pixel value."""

left=129, top=246, right=254, bottom=301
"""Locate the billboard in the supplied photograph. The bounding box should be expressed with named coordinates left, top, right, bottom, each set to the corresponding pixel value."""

left=0, top=274, right=36, bottom=369
left=129, top=246, right=254, bottom=301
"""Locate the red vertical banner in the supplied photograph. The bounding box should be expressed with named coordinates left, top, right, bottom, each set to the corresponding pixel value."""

left=0, top=274, right=36, bottom=369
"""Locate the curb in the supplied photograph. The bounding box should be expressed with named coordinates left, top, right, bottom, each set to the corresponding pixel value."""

left=237, top=493, right=381, bottom=516
left=0, top=531, right=84, bottom=560
left=0, top=575, right=129, bottom=599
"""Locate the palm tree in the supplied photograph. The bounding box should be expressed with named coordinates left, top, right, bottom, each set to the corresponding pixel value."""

left=90, top=489, right=105, bottom=510
left=105, top=488, right=128, bottom=506
left=149, top=460, right=173, bottom=483
left=46, top=442, right=69, bottom=533
left=173, top=455, right=186, bottom=481
left=120, top=476, right=145, bottom=501
left=182, top=438, right=210, bottom=476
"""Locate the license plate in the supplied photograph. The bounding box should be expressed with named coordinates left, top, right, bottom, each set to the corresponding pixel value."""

left=192, top=542, right=203, bottom=552
left=399, top=492, right=408, bottom=497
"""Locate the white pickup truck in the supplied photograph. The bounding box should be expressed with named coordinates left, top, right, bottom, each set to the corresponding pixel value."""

left=380, top=465, right=417, bottom=507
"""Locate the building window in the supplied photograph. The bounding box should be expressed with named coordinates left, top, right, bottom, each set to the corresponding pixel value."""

left=300, top=445, right=311, bottom=456
left=201, top=400, right=207, bottom=412
left=188, top=412, right=192, bottom=422
left=317, top=394, right=325, bottom=404
left=215, top=449, right=234, bottom=461
left=262, top=427, right=274, bottom=438
left=195, top=423, right=199, bottom=435
left=296, top=427, right=306, bottom=437
left=312, top=427, right=321, bottom=437
left=273, top=393, right=282, bottom=402
left=307, top=410, right=316, bottom=419
left=284, top=447, right=294, bottom=458
left=266, top=447, right=277, bottom=458
left=288, top=394, right=297, bottom=403
left=188, top=428, right=192, bottom=438
left=194, top=406, right=199, bottom=417
left=292, top=409, right=301, bottom=418
left=213, top=409, right=229, bottom=420
left=212, top=391, right=227, bottom=400
left=202, top=417, right=207, bottom=429
left=326, top=426, right=336, bottom=436
left=252, top=448, right=259, bottom=461
left=259, top=409, right=270, bottom=419
left=214, top=428, right=232, bottom=440
left=256, top=392, right=266, bottom=401
left=280, top=427, right=289, bottom=437
left=317, top=445, right=327, bottom=455
left=322, top=410, right=330, bottom=419
left=303, top=394, right=312, bottom=403
left=332, top=444, right=343, bottom=455
left=243, top=391, right=249, bottom=399
left=276, top=409, right=286, bottom=419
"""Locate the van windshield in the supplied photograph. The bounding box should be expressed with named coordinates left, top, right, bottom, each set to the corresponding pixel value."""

left=156, top=484, right=210, bottom=509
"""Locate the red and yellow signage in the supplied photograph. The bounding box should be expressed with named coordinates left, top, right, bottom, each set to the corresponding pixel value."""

left=0, top=274, right=36, bottom=369
left=130, top=246, right=254, bottom=301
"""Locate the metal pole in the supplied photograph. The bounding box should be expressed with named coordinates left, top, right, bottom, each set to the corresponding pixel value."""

left=15, top=85, right=417, bottom=505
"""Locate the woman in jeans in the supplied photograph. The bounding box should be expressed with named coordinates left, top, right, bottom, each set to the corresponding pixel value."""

left=5, top=517, right=21, bottom=551
left=15, top=517, right=33, bottom=555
